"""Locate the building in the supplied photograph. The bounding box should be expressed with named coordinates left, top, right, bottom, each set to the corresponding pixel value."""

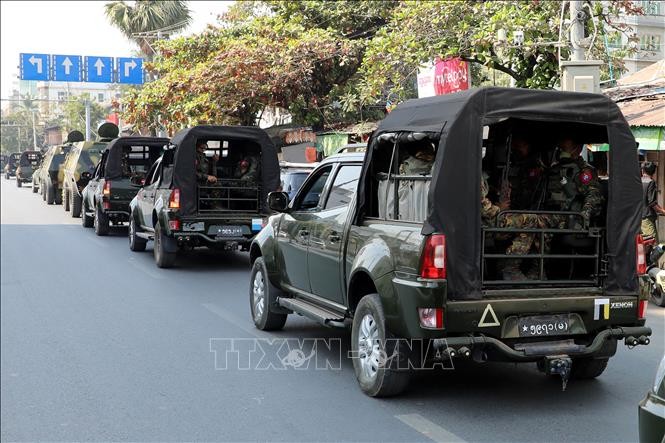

left=35, top=80, right=120, bottom=122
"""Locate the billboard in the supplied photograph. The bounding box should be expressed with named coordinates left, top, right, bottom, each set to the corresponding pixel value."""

left=417, top=57, right=470, bottom=98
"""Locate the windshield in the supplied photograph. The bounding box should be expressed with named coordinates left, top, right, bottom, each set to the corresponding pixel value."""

left=281, top=171, right=310, bottom=198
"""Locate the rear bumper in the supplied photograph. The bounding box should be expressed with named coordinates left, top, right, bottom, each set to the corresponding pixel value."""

left=433, top=326, right=651, bottom=361
left=639, top=391, right=665, bottom=443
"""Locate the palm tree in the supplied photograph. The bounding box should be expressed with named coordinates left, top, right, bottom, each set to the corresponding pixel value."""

left=104, top=0, right=192, bottom=60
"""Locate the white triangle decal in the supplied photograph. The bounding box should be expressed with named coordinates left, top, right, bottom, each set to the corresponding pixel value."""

left=478, top=304, right=500, bottom=327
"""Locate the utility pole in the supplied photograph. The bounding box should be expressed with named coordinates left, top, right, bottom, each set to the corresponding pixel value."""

left=560, top=0, right=603, bottom=93
left=570, top=1, right=586, bottom=62
left=31, top=109, right=37, bottom=149
left=85, top=99, right=91, bottom=140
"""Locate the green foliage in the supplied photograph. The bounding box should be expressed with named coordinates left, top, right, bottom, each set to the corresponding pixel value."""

left=59, top=95, right=109, bottom=136
left=1, top=96, right=44, bottom=153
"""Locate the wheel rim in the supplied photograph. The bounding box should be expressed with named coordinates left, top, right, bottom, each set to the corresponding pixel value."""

left=358, top=314, right=381, bottom=380
left=252, top=271, right=266, bottom=322
left=129, top=219, right=135, bottom=246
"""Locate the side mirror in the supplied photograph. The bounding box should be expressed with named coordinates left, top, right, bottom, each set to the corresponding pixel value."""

left=268, top=191, right=289, bottom=212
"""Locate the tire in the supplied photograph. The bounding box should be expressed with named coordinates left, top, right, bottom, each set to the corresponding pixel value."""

left=94, top=205, right=110, bottom=236
left=16, top=177, right=21, bottom=187
left=250, top=257, right=287, bottom=331
left=41, top=182, right=46, bottom=201
left=153, top=223, right=176, bottom=268
left=81, top=201, right=93, bottom=228
left=71, top=193, right=82, bottom=218
left=32, top=182, right=38, bottom=193
left=571, top=357, right=609, bottom=379
left=351, top=294, right=410, bottom=397
left=129, top=215, right=147, bottom=252
left=46, top=184, right=55, bottom=205
left=63, top=188, right=70, bottom=211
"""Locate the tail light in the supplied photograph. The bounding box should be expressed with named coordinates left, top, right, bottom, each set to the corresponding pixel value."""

left=636, top=234, right=647, bottom=275
left=169, top=188, right=180, bottom=209
left=103, top=181, right=111, bottom=197
left=169, top=219, right=181, bottom=231
left=418, top=308, right=444, bottom=329
left=638, top=300, right=648, bottom=320
left=420, top=234, right=446, bottom=279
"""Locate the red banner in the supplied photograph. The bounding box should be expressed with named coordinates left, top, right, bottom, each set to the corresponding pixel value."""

left=433, top=58, right=470, bottom=95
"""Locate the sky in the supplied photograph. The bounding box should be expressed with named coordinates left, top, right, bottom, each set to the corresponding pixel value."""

left=0, top=0, right=231, bottom=101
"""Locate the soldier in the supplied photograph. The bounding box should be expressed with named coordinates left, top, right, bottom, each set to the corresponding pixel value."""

left=399, top=141, right=435, bottom=175
left=234, top=157, right=258, bottom=182
left=196, top=141, right=217, bottom=184
left=508, top=136, right=545, bottom=210
left=641, top=162, right=665, bottom=242
left=544, top=137, right=603, bottom=228
left=482, top=172, right=546, bottom=280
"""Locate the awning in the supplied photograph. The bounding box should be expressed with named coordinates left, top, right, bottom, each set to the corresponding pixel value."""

left=587, top=126, right=663, bottom=151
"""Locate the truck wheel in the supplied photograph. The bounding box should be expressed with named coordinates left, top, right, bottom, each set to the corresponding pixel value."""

left=154, top=223, right=176, bottom=268
left=71, top=193, right=82, bottom=218
left=250, top=257, right=287, bottom=331
left=16, top=177, right=21, bottom=187
left=81, top=201, right=94, bottom=228
left=351, top=294, right=410, bottom=397
left=571, top=357, right=609, bottom=379
left=129, top=216, right=147, bottom=252
left=63, top=189, right=70, bottom=211
left=94, top=205, right=110, bottom=236
left=46, top=185, right=56, bottom=204
left=32, top=182, right=38, bottom=193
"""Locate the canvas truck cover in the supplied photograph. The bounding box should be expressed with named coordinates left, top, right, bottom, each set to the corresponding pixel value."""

left=19, top=150, right=41, bottom=167
left=169, top=125, right=280, bottom=216
left=104, top=137, right=170, bottom=180
left=357, top=87, right=641, bottom=300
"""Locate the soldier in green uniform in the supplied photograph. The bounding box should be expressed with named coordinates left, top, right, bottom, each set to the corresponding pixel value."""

left=399, top=141, right=435, bottom=175
left=508, top=136, right=546, bottom=210
left=641, top=162, right=665, bottom=241
left=196, top=141, right=217, bottom=184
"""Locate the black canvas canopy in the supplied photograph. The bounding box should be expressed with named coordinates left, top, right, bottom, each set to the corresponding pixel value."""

left=358, top=87, right=641, bottom=300
left=104, top=137, right=169, bottom=179
left=170, top=125, right=280, bottom=216
left=19, top=150, right=41, bottom=167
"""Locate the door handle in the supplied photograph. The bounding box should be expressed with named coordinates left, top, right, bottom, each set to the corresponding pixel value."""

left=298, top=229, right=310, bottom=238
left=328, top=232, right=341, bottom=243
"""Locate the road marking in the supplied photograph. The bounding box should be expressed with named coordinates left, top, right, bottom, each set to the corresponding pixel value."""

left=396, top=414, right=466, bottom=443
left=127, top=256, right=164, bottom=280
left=478, top=303, right=500, bottom=327
left=202, top=303, right=267, bottom=339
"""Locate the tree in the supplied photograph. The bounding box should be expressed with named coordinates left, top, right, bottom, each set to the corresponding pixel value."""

left=104, top=0, right=192, bottom=59
left=58, top=95, right=109, bottom=137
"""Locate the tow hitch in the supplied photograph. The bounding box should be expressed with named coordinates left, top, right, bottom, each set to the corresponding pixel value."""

left=543, top=355, right=573, bottom=391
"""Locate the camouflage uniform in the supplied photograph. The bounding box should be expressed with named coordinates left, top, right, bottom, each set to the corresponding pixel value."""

left=508, top=155, right=546, bottom=210
left=195, top=150, right=210, bottom=183
left=399, top=155, right=433, bottom=175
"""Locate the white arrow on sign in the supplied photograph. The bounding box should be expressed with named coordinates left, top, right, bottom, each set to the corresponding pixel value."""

left=29, top=55, right=43, bottom=73
left=62, top=57, right=73, bottom=75
left=94, top=58, right=105, bottom=76
left=123, top=59, right=137, bottom=77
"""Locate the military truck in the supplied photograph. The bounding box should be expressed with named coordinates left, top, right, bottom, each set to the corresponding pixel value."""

left=62, top=123, right=118, bottom=217
left=249, top=88, right=653, bottom=397
left=15, top=150, right=42, bottom=187
left=4, top=152, right=21, bottom=179
left=128, top=125, right=279, bottom=268
left=36, top=138, right=78, bottom=204
left=81, top=136, right=168, bottom=234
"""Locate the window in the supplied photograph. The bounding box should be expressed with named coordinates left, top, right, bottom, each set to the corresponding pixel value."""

left=97, top=93, right=105, bottom=102
left=294, top=166, right=332, bottom=210
left=144, top=159, right=161, bottom=186
left=324, top=165, right=362, bottom=209
left=640, top=34, right=661, bottom=51
left=57, top=91, right=67, bottom=101
left=641, top=0, right=662, bottom=15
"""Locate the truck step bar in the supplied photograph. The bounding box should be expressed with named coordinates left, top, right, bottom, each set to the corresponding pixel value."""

left=278, top=297, right=346, bottom=327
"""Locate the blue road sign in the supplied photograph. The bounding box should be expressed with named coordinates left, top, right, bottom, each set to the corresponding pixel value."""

left=20, top=53, right=50, bottom=81
left=117, top=57, right=143, bottom=84
left=84, top=56, right=113, bottom=83
left=53, top=54, right=82, bottom=82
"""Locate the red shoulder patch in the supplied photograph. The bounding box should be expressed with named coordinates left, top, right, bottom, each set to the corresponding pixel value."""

left=579, top=169, right=593, bottom=185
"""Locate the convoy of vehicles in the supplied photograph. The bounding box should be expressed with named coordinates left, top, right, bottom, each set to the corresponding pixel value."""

left=4, top=152, right=21, bottom=179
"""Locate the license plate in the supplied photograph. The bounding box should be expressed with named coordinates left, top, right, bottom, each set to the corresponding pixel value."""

left=209, top=225, right=243, bottom=237
left=517, top=314, right=571, bottom=337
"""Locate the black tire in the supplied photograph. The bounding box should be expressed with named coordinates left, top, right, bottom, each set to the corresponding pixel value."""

left=81, top=201, right=94, bottom=228
left=71, top=193, right=82, bottom=218
left=41, top=182, right=46, bottom=201
left=128, top=216, right=147, bottom=252
left=94, top=205, right=110, bottom=236
left=32, top=182, right=38, bottom=193
left=351, top=294, right=410, bottom=397
left=46, top=184, right=56, bottom=205
left=250, top=257, right=288, bottom=331
left=63, top=188, right=70, bottom=211
left=571, top=357, right=609, bottom=379
left=16, top=177, right=21, bottom=187
left=153, top=223, right=176, bottom=268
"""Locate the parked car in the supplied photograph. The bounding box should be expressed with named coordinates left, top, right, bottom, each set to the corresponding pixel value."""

left=62, top=123, right=118, bottom=217
left=4, top=152, right=21, bottom=179
left=15, top=150, right=42, bottom=188
left=81, top=136, right=168, bottom=234
left=129, top=125, right=280, bottom=268
left=279, top=161, right=317, bottom=200
left=248, top=87, right=652, bottom=397
left=639, top=356, right=665, bottom=443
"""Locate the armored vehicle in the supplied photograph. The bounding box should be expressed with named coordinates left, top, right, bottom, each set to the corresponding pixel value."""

left=15, top=150, right=42, bottom=187
left=129, top=125, right=279, bottom=268
left=62, top=123, right=118, bottom=216
left=249, top=87, right=652, bottom=397
left=4, top=152, right=21, bottom=179
left=36, top=138, right=77, bottom=204
left=81, top=136, right=168, bottom=234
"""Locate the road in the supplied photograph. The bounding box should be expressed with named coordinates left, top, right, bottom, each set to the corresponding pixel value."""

left=1, top=176, right=664, bottom=442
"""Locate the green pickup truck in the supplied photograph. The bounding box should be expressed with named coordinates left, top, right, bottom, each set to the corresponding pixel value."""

left=81, top=136, right=168, bottom=234
left=249, top=87, right=653, bottom=397
left=15, top=150, right=41, bottom=187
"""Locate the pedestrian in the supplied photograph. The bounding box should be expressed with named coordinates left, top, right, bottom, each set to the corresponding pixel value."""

left=641, top=161, right=665, bottom=242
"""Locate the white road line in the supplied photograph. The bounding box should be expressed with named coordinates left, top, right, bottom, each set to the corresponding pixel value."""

left=201, top=302, right=267, bottom=339
left=127, top=256, right=164, bottom=280
left=396, top=413, right=466, bottom=443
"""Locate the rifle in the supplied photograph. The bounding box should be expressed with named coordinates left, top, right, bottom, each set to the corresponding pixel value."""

left=499, top=133, right=512, bottom=209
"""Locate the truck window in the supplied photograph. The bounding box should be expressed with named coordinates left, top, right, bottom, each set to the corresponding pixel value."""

left=324, top=165, right=361, bottom=210
left=293, top=165, right=332, bottom=211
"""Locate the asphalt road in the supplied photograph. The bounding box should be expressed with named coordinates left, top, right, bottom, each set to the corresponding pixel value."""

left=1, top=176, right=664, bottom=442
